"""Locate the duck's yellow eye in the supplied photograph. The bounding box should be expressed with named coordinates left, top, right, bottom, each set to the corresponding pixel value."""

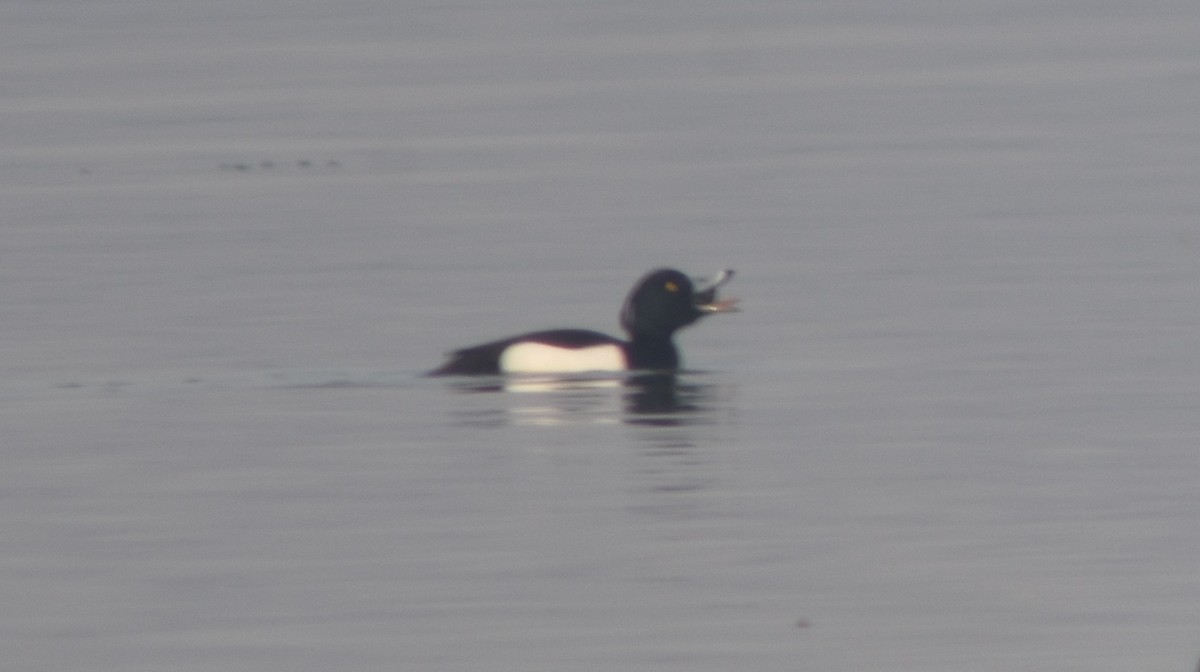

left=664, top=281, right=679, bottom=293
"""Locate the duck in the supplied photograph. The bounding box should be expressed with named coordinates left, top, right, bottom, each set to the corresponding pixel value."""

left=428, top=268, right=737, bottom=375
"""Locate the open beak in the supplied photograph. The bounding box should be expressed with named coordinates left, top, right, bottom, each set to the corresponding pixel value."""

left=693, top=269, right=739, bottom=313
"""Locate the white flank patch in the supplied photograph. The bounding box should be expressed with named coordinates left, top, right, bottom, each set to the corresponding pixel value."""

left=498, top=342, right=626, bottom=373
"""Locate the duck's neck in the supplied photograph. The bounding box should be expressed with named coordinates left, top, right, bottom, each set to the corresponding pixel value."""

left=626, top=333, right=680, bottom=371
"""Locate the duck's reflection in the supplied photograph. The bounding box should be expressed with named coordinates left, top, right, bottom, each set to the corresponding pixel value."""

left=620, top=373, right=731, bottom=514
left=623, top=373, right=710, bottom=424
left=442, top=372, right=734, bottom=517
left=445, top=372, right=726, bottom=428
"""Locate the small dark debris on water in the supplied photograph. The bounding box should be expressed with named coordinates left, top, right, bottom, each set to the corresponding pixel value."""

left=218, top=159, right=341, bottom=172
left=795, top=618, right=811, bottom=629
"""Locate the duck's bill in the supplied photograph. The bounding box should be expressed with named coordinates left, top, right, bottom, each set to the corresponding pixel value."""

left=693, top=269, right=739, bottom=313
left=697, top=297, right=739, bottom=313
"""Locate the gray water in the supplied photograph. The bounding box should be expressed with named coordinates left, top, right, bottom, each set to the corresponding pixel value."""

left=4, top=1, right=1200, bottom=670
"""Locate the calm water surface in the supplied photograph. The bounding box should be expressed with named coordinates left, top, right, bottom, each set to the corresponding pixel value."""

left=4, top=1, right=1200, bottom=670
